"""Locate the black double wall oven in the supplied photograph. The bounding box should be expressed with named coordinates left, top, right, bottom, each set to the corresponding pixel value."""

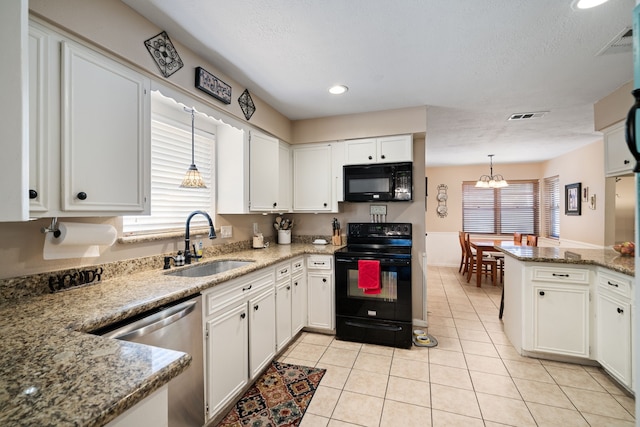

left=334, top=223, right=413, bottom=348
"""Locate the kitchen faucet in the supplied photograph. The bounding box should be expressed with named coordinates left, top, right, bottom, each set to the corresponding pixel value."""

left=184, top=210, right=216, bottom=264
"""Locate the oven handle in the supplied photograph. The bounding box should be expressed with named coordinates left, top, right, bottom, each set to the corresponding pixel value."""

left=335, top=257, right=411, bottom=265
left=344, top=320, right=403, bottom=332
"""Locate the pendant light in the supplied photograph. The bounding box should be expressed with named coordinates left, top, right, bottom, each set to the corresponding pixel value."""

left=180, top=107, right=207, bottom=188
left=475, top=154, right=508, bottom=188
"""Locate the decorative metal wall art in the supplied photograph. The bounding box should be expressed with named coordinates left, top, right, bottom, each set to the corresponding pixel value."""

left=238, top=89, right=256, bottom=120
left=436, top=184, right=448, bottom=218
left=195, top=67, right=232, bottom=104
left=144, top=31, right=184, bottom=78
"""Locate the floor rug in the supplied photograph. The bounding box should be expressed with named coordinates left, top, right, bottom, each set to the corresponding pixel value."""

left=216, top=361, right=326, bottom=427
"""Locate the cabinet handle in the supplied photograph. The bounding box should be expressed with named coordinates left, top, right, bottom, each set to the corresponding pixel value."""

left=254, top=304, right=259, bottom=311
left=281, top=269, right=288, bottom=274
left=29, top=189, right=38, bottom=199
left=539, top=291, right=545, bottom=296
left=76, top=192, right=87, bottom=200
left=240, top=313, right=246, bottom=319
left=381, top=154, right=386, bottom=159
left=617, top=307, right=624, bottom=314
left=607, top=281, right=619, bottom=288
left=624, top=160, right=630, bottom=165
left=551, top=273, right=569, bottom=277
left=242, top=284, right=252, bottom=291
left=322, top=278, right=327, bottom=283
left=368, top=155, right=373, bottom=160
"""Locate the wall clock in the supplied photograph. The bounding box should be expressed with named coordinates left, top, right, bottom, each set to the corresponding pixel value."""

left=238, top=89, right=256, bottom=120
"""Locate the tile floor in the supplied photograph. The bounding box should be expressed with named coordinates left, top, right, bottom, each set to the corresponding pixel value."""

left=278, top=266, right=636, bottom=427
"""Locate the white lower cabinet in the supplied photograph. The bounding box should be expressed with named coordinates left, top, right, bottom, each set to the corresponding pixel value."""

left=202, top=268, right=275, bottom=420
left=524, top=266, right=591, bottom=358
left=275, top=261, right=293, bottom=352
left=291, top=257, right=307, bottom=335
left=307, top=255, right=334, bottom=331
left=596, top=270, right=633, bottom=389
left=106, top=386, right=168, bottom=427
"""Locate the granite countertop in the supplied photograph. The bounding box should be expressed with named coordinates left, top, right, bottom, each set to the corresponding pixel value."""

left=496, top=245, right=635, bottom=277
left=0, top=243, right=339, bottom=427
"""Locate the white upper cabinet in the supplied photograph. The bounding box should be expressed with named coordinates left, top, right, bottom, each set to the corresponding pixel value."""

left=216, top=125, right=249, bottom=214
left=344, top=134, right=412, bottom=165
left=604, top=121, right=634, bottom=177
left=293, top=144, right=333, bottom=212
left=60, top=41, right=150, bottom=214
left=249, top=131, right=291, bottom=212
left=26, top=20, right=151, bottom=218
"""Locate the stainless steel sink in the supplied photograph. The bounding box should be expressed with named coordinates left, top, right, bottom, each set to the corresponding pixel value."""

left=166, top=260, right=254, bottom=278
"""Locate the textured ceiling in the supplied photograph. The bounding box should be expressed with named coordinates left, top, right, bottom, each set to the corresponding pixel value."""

left=123, top=0, right=635, bottom=166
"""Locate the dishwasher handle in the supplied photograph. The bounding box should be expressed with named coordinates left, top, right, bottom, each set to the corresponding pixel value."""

left=102, top=298, right=198, bottom=341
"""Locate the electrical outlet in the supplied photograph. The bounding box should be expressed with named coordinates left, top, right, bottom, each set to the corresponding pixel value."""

left=220, top=226, right=232, bottom=238
left=370, top=205, right=387, bottom=215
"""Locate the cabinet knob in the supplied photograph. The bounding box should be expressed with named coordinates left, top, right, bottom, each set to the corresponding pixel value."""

left=76, top=192, right=87, bottom=200
left=322, top=278, right=327, bottom=283
left=539, top=291, right=545, bottom=296
left=254, top=304, right=259, bottom=311
left=29, top=189, right=38, bottom=199
left=240, top=313, right=246, bottom=319
left=381, top=154, right=386, bottom=159
left=624, top=160, right=630, bottom=164
left=617, top=307, right=624, bottom=314
left=273, top=202, right=277, bottom=208
left=323, top=202, right=328, bottom=207
left=368, top=155, right=373, bottom=160
left=286, top=285, right=291, bottom=290
left=294, top=281, right=298, bottom=286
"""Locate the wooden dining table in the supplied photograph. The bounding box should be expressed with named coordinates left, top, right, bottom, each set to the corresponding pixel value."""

left=469, top=239, right=520, bottom=287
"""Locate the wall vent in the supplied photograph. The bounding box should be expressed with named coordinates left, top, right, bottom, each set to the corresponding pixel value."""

left=508, top=111, right=548, bottom=121
left=596, top=27, right=632, bottom=56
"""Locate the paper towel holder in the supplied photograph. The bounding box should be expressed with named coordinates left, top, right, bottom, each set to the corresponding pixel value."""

left=41, top=217, right=61, bottom=238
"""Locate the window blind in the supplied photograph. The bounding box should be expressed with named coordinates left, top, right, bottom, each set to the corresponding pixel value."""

left=462, top=180, right=540, bottom=235
left=543, top=175, right=560, bottom=239
left=123, top=113, right=215, bottom=235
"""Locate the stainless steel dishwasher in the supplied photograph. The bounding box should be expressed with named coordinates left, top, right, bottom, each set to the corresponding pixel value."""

left=98, top=294, right=204, bottom=427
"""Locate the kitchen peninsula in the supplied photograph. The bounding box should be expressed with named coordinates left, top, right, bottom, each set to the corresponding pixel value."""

left=498, top=245, right=635, bottom=393
left=0, top=242, right=339, bottom=426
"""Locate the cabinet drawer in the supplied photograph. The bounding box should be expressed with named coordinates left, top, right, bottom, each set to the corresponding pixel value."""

left=275, top=261, right=291, bottom=282
left=307, top=255, right=332, bottom=270
left=291, top=257, right=305, bottom=273
left=204, top=269, right=274, bottom=317
left=531, top=266, right=590, bottom=284
left=598, top=270, right=632, bottom=299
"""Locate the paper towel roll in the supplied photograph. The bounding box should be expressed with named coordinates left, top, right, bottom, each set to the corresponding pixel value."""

left=52, top=223, right=117, bottom=246
left=43, top=222, right=117, bottom=260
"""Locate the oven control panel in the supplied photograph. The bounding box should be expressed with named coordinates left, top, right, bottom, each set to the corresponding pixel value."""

left=347, top=222, right=412, bottom=238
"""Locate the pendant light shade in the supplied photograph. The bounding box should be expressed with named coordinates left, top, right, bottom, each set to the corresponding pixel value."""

left=476, top=154, right=508, bottom=188
left=180, top=107, right=207, bottom=188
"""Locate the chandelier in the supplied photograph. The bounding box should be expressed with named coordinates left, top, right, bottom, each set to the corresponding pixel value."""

left=475, top=154, right=508, bottom=188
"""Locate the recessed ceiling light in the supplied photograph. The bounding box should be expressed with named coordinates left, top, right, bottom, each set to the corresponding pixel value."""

left=571, top=0, right=609, bottom=10
left=329, top=85, right=348, bottom=95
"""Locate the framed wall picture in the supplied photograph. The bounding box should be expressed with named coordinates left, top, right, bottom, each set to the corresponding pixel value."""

left=565, top=182, right=581, bottom=216
left=195, top=67, right=232, bottom=104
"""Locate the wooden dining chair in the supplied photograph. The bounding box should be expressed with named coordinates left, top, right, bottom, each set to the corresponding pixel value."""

left=458, top=231, right=469, bottom=274
left=464, top=235, right=497, bottom=285
left=526, top=235, right=538, bottom=246
left=514, top=232, right=524, bottom=244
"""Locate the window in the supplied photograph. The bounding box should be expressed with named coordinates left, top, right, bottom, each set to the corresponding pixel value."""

left=123, top=91, right=215, bottom=236
left=543, top=175, right=560, bottom=239
left=462, top=180, right=540, bottom=235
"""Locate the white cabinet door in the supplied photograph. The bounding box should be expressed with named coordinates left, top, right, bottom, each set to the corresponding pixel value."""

left=60, top=41, right=150, bottom=213
left=377, top=134, right=413, bottom=163
left=307, top=271, right=334, bottom=330
left=291, top=271, right=307, bottom=335
left=596, top=292, right=632, bottom=388
left=275, top=280, right=292, bottom=352
left=217, top=126, right=249, bottom=214
left=278, top=142, right=292, bottom=212
left=249, top=287, right=276, bottom=379
left=205, top=299, right=248, bottom=418
left=604, top=121, right=633, bottom=177
left=250, top=131, right=279, bottom=211
left=532, top=285, right=590, bottom=358
left=344, top=138, right=377, bottom=164
left=293, top=144, right=332, bottom=211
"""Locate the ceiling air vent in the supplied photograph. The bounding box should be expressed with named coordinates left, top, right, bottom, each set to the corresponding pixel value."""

left=508, top=111, right=548, bottom=121
left=596, top=27, right=632, bottom=56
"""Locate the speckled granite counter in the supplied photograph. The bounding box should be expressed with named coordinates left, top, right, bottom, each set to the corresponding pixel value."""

left=496, top=245, right=634, bottom=277
left=0, top=243, right=340, bottom=426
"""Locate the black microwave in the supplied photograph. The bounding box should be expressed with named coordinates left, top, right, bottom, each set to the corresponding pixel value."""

left=343, top=162, right=413, bottom=202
